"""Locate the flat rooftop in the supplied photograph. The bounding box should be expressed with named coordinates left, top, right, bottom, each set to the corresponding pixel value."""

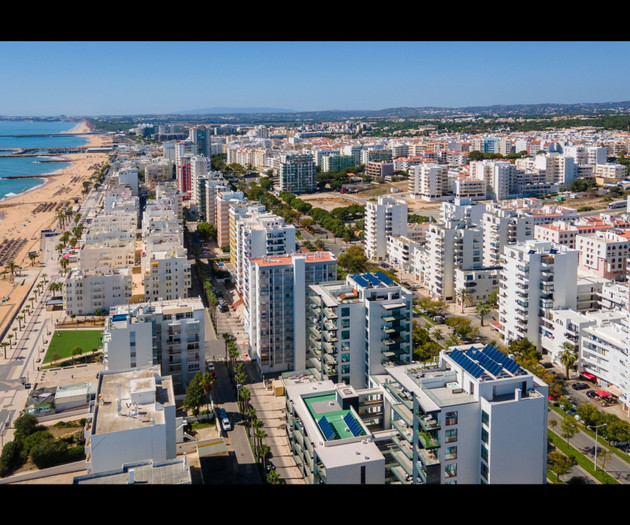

left=304, top=393, right=366, bottom=441
left=91, top=368, right=174, bottom=436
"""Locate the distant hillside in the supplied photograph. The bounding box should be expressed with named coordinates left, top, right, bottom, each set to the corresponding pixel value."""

left=168, top=100, right=630, bottom=122
left=176, top=106, right=295, bottom=115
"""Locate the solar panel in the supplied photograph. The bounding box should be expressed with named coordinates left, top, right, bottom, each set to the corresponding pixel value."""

left=364, top=273, right=381, bottom=286
left=468, top=347, right=504, bottom=377
left=449, top=348, right=485, bottom=378
left=352, top=274, right=370, bottom=288
left=483, top=345, right=522, bottom=375
left=375, top=270, right=393, bottom=285
left=318, top=416, right=336, bottom=441
left=343, top=413, right=364, bottom=437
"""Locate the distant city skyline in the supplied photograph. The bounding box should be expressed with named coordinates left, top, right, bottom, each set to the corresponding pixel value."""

left=1, top=41, right=629, bottom=117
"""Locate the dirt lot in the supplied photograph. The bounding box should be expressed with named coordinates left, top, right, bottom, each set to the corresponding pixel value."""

left=297, top=193, right=360, bottom=211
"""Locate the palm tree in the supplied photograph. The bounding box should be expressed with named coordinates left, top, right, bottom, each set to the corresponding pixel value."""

left=59, top=257, right=69, bottom=274
left=222, top=333, right=233, bottom=363
left=475, top=301, right=491, bottom=326
left=559, top=342, right=578, bottom=380
left=28, top=252, right=38, bottom=266
left=456, top=287, right=473, bottom=313
left=7, top=334, right=13, bottom=348
left=1, top=341, right=9, bottom=359
left=199, top=372, right=215, bottom=413
left=5, top=261, right=17, bottom=278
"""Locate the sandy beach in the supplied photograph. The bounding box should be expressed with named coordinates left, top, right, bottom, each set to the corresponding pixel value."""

left=0, top=121, right=112, bottom=341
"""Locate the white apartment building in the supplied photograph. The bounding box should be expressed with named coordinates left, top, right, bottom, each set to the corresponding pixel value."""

left=144, top=159, right=173, bottom=189
left=599, top=280, right=630, bottom=311
left=497, top=240, right=578, bottom=348
left=102, top=297, right=206, bottom=392
left=454, top=268, right=500, bottom=304
left=419, top=220, right=483, bottom=302
left=580, top=311, right=630, bottom=410
left=481, top=204, right=533, bottom=268
left=575, top=230, right=630, bottom=279
left=118, top=164, right=139, bottom=196
left=468, top=160, right=518, bottom=200
left=594, top=162, right=628, bottom=179
left=440, top=198, right=486, bottom=226
left=450, top=175, right=487, bottom=200
left=83, top=366, right=177, bottom=475
left=228, top=201, right=267, bottom=266
left=409, top=163, right=450, bottom=201
left=245, top=252, right=337, bottom=375
left=283, top=376, right=385, bottom=484
left=79, top=239, right=136, bottom=272
left=380, top=344, right=548, bottom=484
left=89, top=211, right=138, bottom=233
left=234, top=210, right=296, bottom=296
left=307, top=271, right=413, bottom=390
left=64, top=266, right=133, bottom=316
left=278, top=153, right=317, bottom=194
left=534, top=153, right=576, bottom=186
left=364, top=196, right=408, bottom=261
left=143, top=247, right=191, bottom=302
left=386, top=235, right=421, bottom=273
left=346, top=272, right=413, bottom=383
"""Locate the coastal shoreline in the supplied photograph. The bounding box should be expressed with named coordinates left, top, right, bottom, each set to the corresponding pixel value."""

left=0, top=120, right=112, bottom=343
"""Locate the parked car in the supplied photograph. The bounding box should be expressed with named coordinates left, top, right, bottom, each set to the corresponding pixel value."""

left=221, top=417, right=232, bottom=432
left=611, top=440, right=629, bottom=448
left=571, top=382, right=589, bottom=390
left=432, top=315, right=445, bottom=324
left=586, top=390, right=598, bottom=398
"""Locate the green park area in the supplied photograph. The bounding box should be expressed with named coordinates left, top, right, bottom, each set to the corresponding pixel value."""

left=43, top=329, right=103, bottom=365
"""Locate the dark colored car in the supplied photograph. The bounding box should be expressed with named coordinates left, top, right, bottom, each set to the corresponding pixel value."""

left=571, top=382, right=589, bottom=390
left=611, top=440, right=629, bottom=448
left=586, top=390, right=598, bottom=398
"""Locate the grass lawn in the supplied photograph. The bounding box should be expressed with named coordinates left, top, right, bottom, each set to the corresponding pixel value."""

left=44, top=329, right=103, bottom=364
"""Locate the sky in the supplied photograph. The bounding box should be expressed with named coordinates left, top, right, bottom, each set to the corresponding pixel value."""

left=0, top=41, right=629, bottom=117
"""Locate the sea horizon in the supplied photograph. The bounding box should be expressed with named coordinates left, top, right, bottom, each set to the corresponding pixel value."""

left=0, top=120, right=87, bottom=201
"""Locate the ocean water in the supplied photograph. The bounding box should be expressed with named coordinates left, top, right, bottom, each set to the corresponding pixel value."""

left=0, top=120, right=87, bottom=201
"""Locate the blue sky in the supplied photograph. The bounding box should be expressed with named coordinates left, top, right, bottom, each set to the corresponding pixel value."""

left=1, top=41, right=629, bottom=116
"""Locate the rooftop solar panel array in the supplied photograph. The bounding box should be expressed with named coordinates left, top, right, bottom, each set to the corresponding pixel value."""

left=351, top=272, right=397, bottom=289
left=375, top=270, right=393, bottom=285
left=318, top=416, right=336, bottom=441
left=343, top=412, right=364, bottom=437
left=351, top=274, right=370, bottom=288
left=482, top=344, right=522, bottom=375
left=449, top=348, right=485, bottom=378
left=449, top=345, right=523, bottom=379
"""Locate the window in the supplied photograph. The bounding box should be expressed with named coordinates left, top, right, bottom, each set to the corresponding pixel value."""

left=341, top=307, right=350, bottom=317
left=481, top=428, right=489, bottom=444
left=445, top=411, right=458, bottom=426
left=445, top=463, right=457, bottom=478
left=445, top=429, right=457, bottom=443
left=341, top=330, right=350, bottom=340
left=482, top=410, right=489, bottom=426
left=445, top=446, right=457, bottom=460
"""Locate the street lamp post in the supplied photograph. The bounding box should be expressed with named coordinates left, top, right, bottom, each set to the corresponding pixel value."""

left=589, top=423, right=608, bottom=471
